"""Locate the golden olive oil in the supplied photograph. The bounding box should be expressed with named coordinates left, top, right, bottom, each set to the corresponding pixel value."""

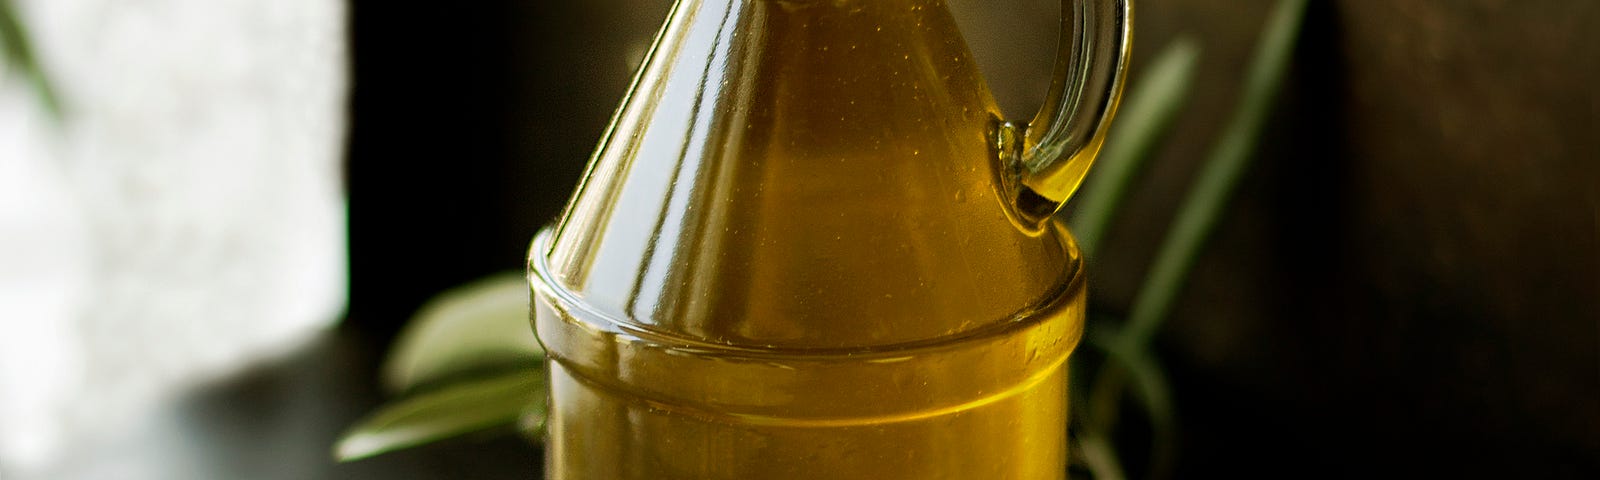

left=529, top=0, right=1128, bottom=477
left=533, top=227, right=1083, bottom=479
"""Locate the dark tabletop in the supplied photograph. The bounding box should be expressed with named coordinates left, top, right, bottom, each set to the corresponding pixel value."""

left=59, top=327, right=541, bottom=480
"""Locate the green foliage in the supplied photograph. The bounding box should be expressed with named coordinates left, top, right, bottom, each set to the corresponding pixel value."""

left=333, top=272, right=548, bottom=461
left=384, top=272, right=543, bottom=392
left=1117, top=0, right=1309, bottom=346
left=0, top=0, right=63, bottom=117
left=1065, top=36, right=1204, bottom=480
left=335, top=369, right=546, bottom=462
left=1071, top=36, right=1202, bottom=253
left=1068, top=0, right=1308, bottom=478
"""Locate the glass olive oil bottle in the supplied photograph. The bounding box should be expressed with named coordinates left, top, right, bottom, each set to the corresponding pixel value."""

left=528, top=0, right=1129, bottom=478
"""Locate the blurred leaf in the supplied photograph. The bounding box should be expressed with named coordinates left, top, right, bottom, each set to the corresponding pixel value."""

left=1071, top=320, right=1130, bottom=480
left=1074, top=2, right=1307, bottom=476
left=1088, top=328, right=1178, bottom=480
left=1121, top=0, right=1309, bottom=345
left=0, top=0, right=63, bottom=117
left=384, top=272, right=544, bottom=393
left=1074, top=431, right=1128, bottom=480
left=335, top=369, right=545, bottom=462
left=1085, top=361, right=1127, bottom=432
left=1071, top=37, right=1203, bottom=252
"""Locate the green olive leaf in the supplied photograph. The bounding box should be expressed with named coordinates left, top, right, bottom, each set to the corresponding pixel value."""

left=1070, top=36, right=1203, bottom=253
left=1074, top=430, right=1129, bottom=480
left=1074, top=1, right=1308, bottom=477
left=0, top=0, right=64, bottom=118
left=335, top=369, right=546, bottom=462
left=1121, top=0, right=1308, bottom=345
left=384, top=272, right=545, bottom=393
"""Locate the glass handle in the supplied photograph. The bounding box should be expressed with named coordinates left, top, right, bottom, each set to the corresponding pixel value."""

left=1005, top=0, right=1132, bottom=228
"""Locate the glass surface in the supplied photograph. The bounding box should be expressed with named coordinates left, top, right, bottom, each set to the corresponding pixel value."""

left=528, top=0, right=1128, bottom=477
left=534, top=229, right=1083, bottom=479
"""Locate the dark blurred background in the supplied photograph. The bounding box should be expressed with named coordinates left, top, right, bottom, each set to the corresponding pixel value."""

left=354, top=0, right=1598, bottom=477
left=5, top=0, right=1594, bottom=478
left=348, top=0, right=1600, bottom=477
left=353, top=0, right=1599, bottom=477
left=1108, top=2, right=1598, bottom=477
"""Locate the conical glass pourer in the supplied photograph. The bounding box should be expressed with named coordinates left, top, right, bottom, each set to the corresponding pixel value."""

left=529, top=0, right=1129, bottom=478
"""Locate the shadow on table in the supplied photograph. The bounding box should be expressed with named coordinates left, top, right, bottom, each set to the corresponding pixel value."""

left=61, top=327, right=541, bottom=480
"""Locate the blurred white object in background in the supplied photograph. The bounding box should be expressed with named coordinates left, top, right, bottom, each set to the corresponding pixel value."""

left=0, top=0, right=347, bottom=477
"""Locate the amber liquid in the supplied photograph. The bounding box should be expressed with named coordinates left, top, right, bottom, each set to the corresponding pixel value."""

left=537, top=225, right=1088, bottom=480
left=534, top=228, right=1083, bottom=479
left=531, top=0, right=1087, bottom=478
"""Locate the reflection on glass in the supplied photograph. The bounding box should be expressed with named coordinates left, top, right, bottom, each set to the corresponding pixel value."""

left=529, top=0, right=1130, bottom=478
